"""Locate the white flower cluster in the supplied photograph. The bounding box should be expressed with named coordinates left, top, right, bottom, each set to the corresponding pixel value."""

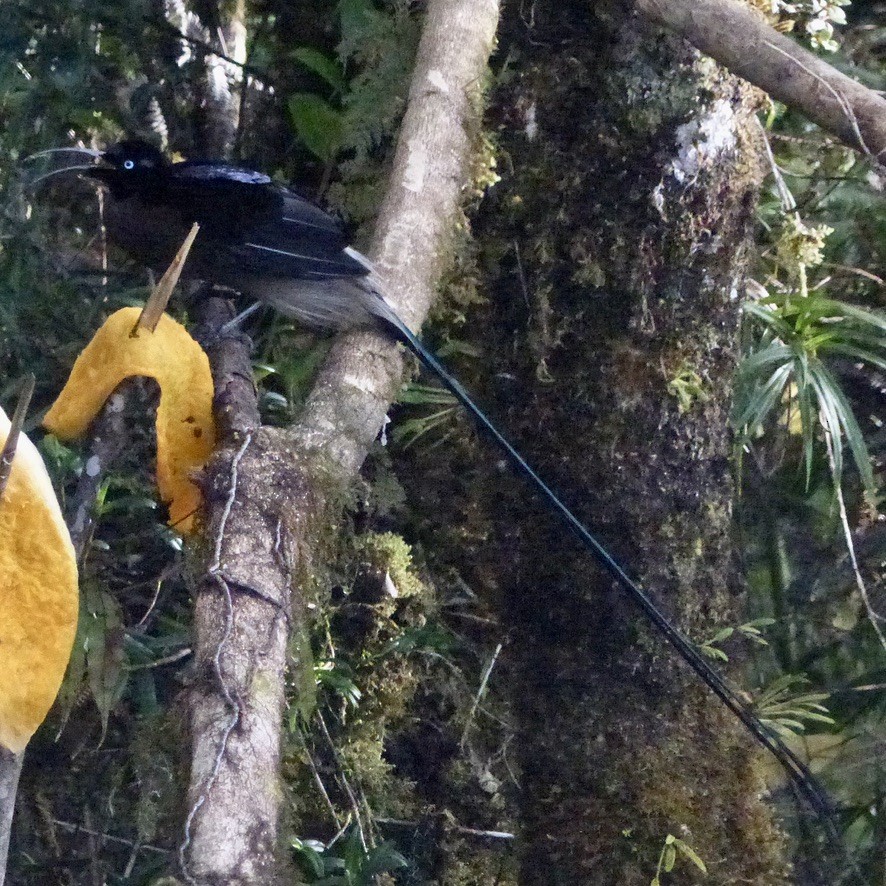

left=771, top=0, right=851, bottom=51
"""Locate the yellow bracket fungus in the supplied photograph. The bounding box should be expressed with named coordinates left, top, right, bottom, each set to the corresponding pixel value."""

left=44, top=307, right=216, bottom=534
left=0, top=407, right=78, bottom=753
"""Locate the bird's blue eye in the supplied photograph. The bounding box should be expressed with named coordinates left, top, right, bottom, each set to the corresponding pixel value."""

left=123, top=159, right=135, bottom=170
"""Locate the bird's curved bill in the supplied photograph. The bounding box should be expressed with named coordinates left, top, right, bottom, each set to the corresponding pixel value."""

left=22, top=147, right=104, bottom=162
left=21, top=147, right=104, bottom=187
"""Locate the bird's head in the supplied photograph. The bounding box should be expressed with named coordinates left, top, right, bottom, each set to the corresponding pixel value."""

left=101, top=140, right=166, bottom=173
left=23, top=139, right=166, bottom=188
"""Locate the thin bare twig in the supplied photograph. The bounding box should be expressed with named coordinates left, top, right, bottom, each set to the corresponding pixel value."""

left=460, top=643, right=503, bottom=748
left=50, top=819, right=168, bottom=855
left=762, top=39, right=872, bottom=158
left=0, top=374, right=35, bottom=501
left=298, top=728, right=342, bottom=830
left=756, top=117, right=797, bottom=213
left=136, top=223, right=200, bottom=333
left=125, top=648, right=192, bottom=671
left=820, top=262, right=885, bottom=287
left=822, top=433, right=886, bottom=652
left=316, top=711, right=368, bottom=851
left=135, top=576, right=165, bottom=629
left=375, top=816, right=515, bottom=841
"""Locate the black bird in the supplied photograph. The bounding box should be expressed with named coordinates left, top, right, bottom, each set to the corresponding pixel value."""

left=29, top=139, right=839, bottom=834
left=30, top=139, right=392, bottom=330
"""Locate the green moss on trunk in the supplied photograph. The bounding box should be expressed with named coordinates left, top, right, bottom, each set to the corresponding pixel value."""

left=445, top=3, right=789, bottom=883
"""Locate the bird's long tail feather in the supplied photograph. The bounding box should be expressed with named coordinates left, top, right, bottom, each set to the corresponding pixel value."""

left=366, top=289, right=840, bottom=840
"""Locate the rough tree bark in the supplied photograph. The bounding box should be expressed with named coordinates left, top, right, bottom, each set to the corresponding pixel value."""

left=179, top=2, right=271, bottom=881
left=0, top=749, right=22, bottom=886
left=179, top=1, right=500, bottom=883
left=453, top=3, right=792, bottom=883
left=197, top=0, right=247, bottom=159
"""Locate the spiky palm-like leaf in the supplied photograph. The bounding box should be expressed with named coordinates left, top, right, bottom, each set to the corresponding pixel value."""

left=735, top=291, right=885, bottom=494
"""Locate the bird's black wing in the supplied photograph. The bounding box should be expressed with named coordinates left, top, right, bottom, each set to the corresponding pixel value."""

left=231, top=190, right=369, bottom=281
left=168, top=161, right=367, bottom=281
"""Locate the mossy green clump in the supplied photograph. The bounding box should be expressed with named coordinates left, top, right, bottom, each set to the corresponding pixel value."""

left=131, top=711, right=185, bottom=846
left=442, top=843, right=518, bottom=886
left=284, top=529, right=434, bottom=838
left=353, top=531, right=426, bottom=602
left=626, top=696, right=790, bottom=884
left=666, top=361, right=711, bottom=415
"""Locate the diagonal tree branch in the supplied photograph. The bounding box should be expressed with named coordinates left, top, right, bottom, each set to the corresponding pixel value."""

left=180, top=1, right=500, bottom=882
left=294, top=0, right=501, bottom=476
left=634, top=0, right=886, bottom=161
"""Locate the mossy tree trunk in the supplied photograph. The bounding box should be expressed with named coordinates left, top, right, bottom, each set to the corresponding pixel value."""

left=465, top=3, right=788, bottom=883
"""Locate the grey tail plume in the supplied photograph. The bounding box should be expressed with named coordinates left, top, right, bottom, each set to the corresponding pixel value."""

left=359, top=284, right=845, bottom=853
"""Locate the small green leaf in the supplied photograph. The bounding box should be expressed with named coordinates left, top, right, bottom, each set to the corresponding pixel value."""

left=360, top=842, right=409, bottom=880
left=343, top=824, right=364, bottom=877
left=827, top=343, right=886, bottom=373
left=708, top=627, right=734, bottom=644
left=673, top=838, right=708, bottom=873
left=733, top=362, right=792, bottom=432
left=815, top=298, right=886, bottom=333
left=291, top=840, right=326, bottom=878
left=699, top=645, right=729, bottom=662
left=291, top=47, right=346, bottom=93
left=763, top=717, right=808, bottom=735
left=381, top=623, right=459, bottom=657
left=397, top=383, right=459, bottom=406
left=747, top=617, right=776, bottom=628
left=663, top=844, right=677, bottom=872
left=315, top=660, right=362, bottom=707
left=817, top=362, right=876, bottom=494
left=287, top=93, right=344, bottom=162
left=82, top=583, right=128, bottom=744
left=737, top=341, right=793, bottom=378
left=832, top=596, right=859, bottom=631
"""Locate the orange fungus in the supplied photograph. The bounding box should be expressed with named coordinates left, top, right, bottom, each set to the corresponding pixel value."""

left=0, top=407, right=79, bottom=753
left=43, top=307, right=216, bottom=533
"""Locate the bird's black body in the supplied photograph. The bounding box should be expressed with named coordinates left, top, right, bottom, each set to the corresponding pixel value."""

left=91, top=140, right=366, bottom=283
left=75, top=140, right=389, bottom=331
left=29, top=140, right=845, bottom=846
